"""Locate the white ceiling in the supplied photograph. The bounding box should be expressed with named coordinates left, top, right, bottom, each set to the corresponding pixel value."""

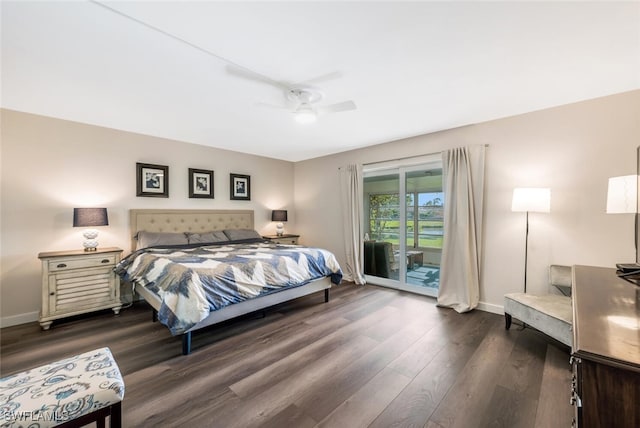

left=2, top=1, right=639, bottom=162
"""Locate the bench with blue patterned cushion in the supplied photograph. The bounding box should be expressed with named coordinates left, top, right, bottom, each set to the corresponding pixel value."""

left=0, top=347, right=124, bottom=428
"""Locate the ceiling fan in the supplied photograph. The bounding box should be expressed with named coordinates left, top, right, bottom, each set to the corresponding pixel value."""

left=88, top=3, right=355, bottom=124
left=226, top=65, right=357, bottom=123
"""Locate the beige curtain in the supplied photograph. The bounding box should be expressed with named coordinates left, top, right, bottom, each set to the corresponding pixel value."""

left=339, top=164, right=366, bottom=285
left=437, top=145, right=486, bottom=312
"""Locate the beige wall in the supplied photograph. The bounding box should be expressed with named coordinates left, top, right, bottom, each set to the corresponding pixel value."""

left=295, top=90, right=640, bottom=313
left=2, top=90, right=639, bottom=325
left=0, top=109, right=295, bottom=326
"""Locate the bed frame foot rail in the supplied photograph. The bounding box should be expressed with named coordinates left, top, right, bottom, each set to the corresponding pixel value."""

left=176, top=285, right=330, bottom=355
left=182, top=332, right=192, bottom=355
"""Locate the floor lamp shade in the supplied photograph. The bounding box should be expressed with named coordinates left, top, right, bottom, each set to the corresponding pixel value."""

left=606, top=175, right=638, bottom=214
left=73, top=208, right=109, bottom=251
left=606, top=175, right=639, bottom=268
left=511, top=188, right=551, bottom=213
left=511, top=188, right=550, bottom=293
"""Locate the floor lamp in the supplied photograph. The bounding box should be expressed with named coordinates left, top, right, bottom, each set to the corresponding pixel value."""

left=512, top=188, right=551, bottom=293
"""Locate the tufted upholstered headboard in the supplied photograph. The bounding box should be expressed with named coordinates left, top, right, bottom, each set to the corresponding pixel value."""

left=130, top=209, right=254, bottom=252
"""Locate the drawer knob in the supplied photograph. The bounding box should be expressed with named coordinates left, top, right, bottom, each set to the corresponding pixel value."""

left=49, top=292, right=55, bottom=296
left=56, top=263, right=67, bottom=268
left=101, top=259, right=110, bottom=264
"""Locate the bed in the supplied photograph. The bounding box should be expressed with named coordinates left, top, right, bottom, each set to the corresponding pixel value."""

left=117, top=209, right=342, bottom=355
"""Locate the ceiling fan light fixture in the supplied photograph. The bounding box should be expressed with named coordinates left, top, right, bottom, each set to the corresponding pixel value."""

left=294, top=104, right=317, bottom=124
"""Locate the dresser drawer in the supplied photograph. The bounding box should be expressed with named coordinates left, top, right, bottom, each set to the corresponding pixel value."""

left=48, top=254, right=116, bottom=271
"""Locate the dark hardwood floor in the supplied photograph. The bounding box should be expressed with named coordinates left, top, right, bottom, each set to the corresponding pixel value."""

left=1, top=284, right=573, bottom=427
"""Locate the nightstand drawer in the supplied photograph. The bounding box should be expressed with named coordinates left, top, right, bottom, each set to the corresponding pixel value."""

left=262, top=234, right=300, bottom=245
left=48, top=254, right=116, bottom=272
left=274, top=237, right=298, bottom=244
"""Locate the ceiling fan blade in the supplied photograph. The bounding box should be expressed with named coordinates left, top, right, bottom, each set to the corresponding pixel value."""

left=318, top=100, right=357, bottom=114
left=226, top=65, right=290, bottom=91
left=295, top=71, right=343, bottom=86
left=255, top=102, right=289, bottom=110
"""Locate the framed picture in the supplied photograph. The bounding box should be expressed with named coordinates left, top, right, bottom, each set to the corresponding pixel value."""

left=230, top=173, right=251, bottom=200
left=136, top=162, right=169, bottom=197
left=189, top=168, right=214, bottom=199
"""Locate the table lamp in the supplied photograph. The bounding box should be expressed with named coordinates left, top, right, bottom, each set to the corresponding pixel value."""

left=271, top=210, right=288, bottom=236
left=73, top=208, right=109, bottom=251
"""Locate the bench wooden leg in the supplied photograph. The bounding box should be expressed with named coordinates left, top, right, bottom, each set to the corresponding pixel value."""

left=111, top=402, right=122, bottom=428
left=56, top=404, right=121, bottom=428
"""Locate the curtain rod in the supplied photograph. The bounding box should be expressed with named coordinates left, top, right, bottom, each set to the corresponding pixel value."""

left=362, top=144, right=489, bottom=167
left=362, top=152, right=438, bottom=167
left=338, top=144, right=489, bottom=169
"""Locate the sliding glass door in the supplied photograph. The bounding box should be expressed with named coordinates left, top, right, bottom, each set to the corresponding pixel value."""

left=363, top=158, right=443, bottom=297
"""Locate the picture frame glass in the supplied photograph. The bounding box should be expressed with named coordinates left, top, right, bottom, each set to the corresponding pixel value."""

left=142, top=168, right=165, bottom=193
left=230, top=173, right=251, bottom=200
left=234, top=178, right=248, bottom=197
left=193, top=173, right=210, bottom=195
left=136, top=162, right=169, bottom=198
left=189, top=168, right=214, bottom=198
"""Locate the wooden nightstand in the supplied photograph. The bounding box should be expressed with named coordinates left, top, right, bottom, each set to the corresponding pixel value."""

left=38, top=247, right=123, bottom=330
left=262, top=234, right=300, bottom=245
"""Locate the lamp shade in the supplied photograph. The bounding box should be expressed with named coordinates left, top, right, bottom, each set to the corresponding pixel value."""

left=271, top=210, right=288, bottom=222
left=511, top=188, right=551, bottom=213
left=606, top=175, right=638, bottom=213
left=73, top=208, right=109, bottom=227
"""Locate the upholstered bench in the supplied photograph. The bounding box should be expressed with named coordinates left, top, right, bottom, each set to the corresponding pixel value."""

left=504, top=265, right=573, bottom=347
left=504, top=293, right=573, bottom=346
left=0, top=347, right=124, bottom=428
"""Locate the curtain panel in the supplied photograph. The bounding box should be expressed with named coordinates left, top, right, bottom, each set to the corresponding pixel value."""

left=339, top=164, right=366, bottom=285
left=438, top=145, right=486, bottom=312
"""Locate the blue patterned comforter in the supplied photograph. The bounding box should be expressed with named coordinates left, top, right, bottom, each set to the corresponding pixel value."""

left=115, top=240, right=342, bottom=335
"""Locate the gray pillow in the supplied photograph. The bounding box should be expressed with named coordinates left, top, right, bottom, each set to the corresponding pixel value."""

left=136, top=231, right=188, bottom=250
left=223, top=228, right=262, bottom=241
left=187, top=231, right=229, bottom=244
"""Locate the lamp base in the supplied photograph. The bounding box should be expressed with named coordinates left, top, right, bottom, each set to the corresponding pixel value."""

left=82, top=229, right=99, bottom=251
left=276, top=223, right=284, bottom=236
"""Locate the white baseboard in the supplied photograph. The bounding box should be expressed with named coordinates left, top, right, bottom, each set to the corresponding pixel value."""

left=477, top=301, right=504, bottom=315
left=2, top=288, right=140, bottom=329
left=1, top=311, right=39, bottom=328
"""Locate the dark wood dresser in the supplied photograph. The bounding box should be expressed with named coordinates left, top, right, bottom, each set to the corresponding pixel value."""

left=571, top=265, right=640, bottom=428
